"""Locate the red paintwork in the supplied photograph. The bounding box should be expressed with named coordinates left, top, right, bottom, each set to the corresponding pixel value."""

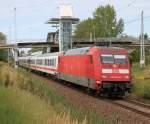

left=58, top=46, right=131, bottom=89
left=59, top=55, right=94, bottom=78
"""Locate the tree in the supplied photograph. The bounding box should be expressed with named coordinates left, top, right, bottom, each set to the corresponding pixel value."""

left=0, top=32, right=8, bottom=61
left=74, top=18, right=94, bottom=39
left=144, top=33, right=149, bottom=40
left=0, top=32, right=6, bottom=42
left=74, top=5, right=124, bottom=38
left=129, top=50, right=140, bottom=62
left=139, top=33, right=149, bottom=40
left=28, top=48, right=43, bottom=55
left=19, top=50, right=25, bottom=56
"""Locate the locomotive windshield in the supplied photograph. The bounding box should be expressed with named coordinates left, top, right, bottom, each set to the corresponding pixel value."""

left=101, top=54, right=127, bottom=64
left=114, top=55, right=127, bottom=64
left=101, top=55, right=114, bottom=64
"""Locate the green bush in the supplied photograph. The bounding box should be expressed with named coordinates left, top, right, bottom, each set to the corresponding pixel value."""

left=132, top=63, right=150, bottom=99
left=129, top=50, right=140, bottom=62
left=140, top=82, right=150, bottom=99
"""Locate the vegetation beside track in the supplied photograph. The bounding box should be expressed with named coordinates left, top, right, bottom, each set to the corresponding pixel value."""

left=0, top=63, right=109, bottom=124
left=132, top=63, right=150, bottom=99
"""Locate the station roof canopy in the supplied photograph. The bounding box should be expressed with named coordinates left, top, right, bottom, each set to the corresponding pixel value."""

left=47, top=18, right=79, bottom=24
left=46, top=5, right=79, bottom=24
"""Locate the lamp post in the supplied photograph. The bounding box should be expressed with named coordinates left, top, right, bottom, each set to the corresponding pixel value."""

left=140, top=11, right=145, bottom=69
left=93, top=25, right=96, bottom=42
left=14, top=7, right=18, bottom=69
left=109, top=26, right=115, bottom=47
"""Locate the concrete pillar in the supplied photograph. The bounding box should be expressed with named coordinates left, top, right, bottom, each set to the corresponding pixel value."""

left=47, top=5, right=79, bottom=52
left=14, top=48, right=18, bottom=68
left=59, top=20, right=72, bottom=51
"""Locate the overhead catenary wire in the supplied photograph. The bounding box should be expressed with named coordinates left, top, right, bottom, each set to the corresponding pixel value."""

left=125, top=15, right=150, bottom=24
left=116, top=0, right=139, bottom=12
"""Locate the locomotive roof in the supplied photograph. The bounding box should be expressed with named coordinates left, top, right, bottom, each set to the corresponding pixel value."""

left=64, top=47, right=90, bottom=56
left=64, top=46, right=126, bottom=56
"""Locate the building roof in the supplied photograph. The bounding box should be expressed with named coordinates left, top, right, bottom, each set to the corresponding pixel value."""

left=59, top=5, right=73, bottom=18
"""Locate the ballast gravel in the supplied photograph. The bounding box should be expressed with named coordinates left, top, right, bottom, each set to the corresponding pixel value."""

left=33, top=74, right=150, bottom=124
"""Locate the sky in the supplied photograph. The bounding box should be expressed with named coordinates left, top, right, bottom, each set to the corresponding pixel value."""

left=0, top=0, right=150, bottom=43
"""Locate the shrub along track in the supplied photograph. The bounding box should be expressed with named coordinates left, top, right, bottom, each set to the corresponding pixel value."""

left=32, top=72, right=150, bottom=124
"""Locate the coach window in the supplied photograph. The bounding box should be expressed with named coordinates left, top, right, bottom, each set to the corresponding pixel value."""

left=51, top=59, right=53, bottom=66
left=53, top=59, right=54, bottom=66
left=33, top=60, right=35, bottom=64
left=54, top=59, right=56, bottom=66
left=45, top=59, right=46, bottom=66
left=54, top=59, right=55, bottom=66
left=41, top=59, right=42, bottom=65
left=52, top=59, right=54, bottom=66
left=53, top=59, right=55, bottom=66
left=46, top=59, right=48, bottom=66
left=49, top=59, right=51, bottom=66
left=47, top=59, right=49, bottom=66
left=37, top=59, right=42, bottom=65
left=50, top=59, right=52, bottom=66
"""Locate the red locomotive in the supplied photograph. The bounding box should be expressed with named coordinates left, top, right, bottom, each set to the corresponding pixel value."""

left=19, top=46, right=132, bottom=96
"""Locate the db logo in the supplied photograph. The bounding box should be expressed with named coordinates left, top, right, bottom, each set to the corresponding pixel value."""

left=113, top=69, right=119, bottom=73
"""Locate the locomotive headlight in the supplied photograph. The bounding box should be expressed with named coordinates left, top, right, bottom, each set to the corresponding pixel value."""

left=124, top=76, right=129, bottom=79
left=102, top=75, right=107, bottom=78
left=96, top=81, right=101, bottom=84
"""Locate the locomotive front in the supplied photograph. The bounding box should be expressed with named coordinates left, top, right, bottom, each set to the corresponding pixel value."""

left=94, top=47, right=132, bottom=96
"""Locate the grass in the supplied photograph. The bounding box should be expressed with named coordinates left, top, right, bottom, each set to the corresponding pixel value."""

left=0, top=87, right=88, bottom=124
left=0, top=87, right=49, bottom=124
left=132, top=63, right=150, bottom=99
left=0, top=63, right=110, bottom=124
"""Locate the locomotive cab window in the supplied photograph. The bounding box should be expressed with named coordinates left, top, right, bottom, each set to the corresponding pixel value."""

left=101, top=54, right=127, bottom=64
left=101, top=54, right=114, bottom=64
left=114, top=55, right=127, bottom=64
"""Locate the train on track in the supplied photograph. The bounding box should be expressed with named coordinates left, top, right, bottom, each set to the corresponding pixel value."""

left=18, top=46, right=132, bottom=96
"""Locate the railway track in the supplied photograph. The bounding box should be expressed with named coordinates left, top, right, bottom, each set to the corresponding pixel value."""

left=110, top=99, right=150, bottom=118
left=32, top=72, right=150, bottom=119
left=125, top=98, right=150, bottom=109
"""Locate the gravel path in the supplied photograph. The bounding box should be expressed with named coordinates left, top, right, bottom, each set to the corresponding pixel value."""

left=33, top=74, right=150, bottom=124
